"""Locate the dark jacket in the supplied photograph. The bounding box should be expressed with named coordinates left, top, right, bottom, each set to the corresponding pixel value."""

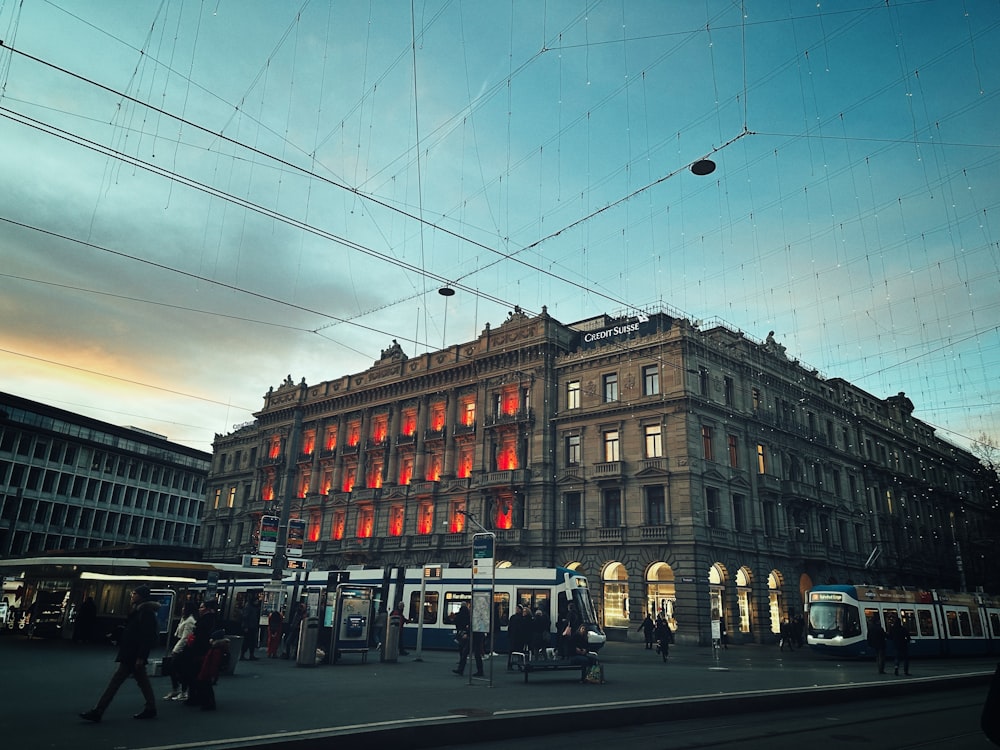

left=867, top=621, right=887, bottom=649
left=116, top=599, right=160, bottom=664
left=888, top=621, right=911, bottom=651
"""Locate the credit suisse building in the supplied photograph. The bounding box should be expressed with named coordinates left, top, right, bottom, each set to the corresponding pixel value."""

left=201, top=306, right=998, bottom=645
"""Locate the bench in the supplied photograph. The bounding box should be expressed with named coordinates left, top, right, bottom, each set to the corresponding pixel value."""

left=509, top=651, right=600, bottom=683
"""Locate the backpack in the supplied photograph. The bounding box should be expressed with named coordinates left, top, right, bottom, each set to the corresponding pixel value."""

left=584, top=662, right=605, bottom=684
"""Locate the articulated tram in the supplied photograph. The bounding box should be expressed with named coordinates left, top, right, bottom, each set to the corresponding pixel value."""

left=194, top=565, right=606, bottom=653
left=806, top=584, right=1000, bottom=658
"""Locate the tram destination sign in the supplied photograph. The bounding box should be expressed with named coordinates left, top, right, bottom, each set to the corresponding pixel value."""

left=242, top=554, right=312, bottom=571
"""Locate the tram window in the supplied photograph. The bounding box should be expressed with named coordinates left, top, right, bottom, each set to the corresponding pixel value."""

left=516, top=588, right=551, bottom=618
left=884, top=609, right=898, bottom=630
left=899, top=609, right=917, bottom=636
left=945, top=610, right=961, bottom=636
left=442, top=592, right=470, bottom=626
left=863, top=607, right=879, bottom=628
left=958, top=611, right=972, bottom=636
left=971, top=611, right=984, bottom=637
left=408, top=590, right=438, bottom=625
left=990, top=613, right=1000, bottom=637
left=493, top=592, right=510, bottom=627
left=916, top=609, right=935, bottom=637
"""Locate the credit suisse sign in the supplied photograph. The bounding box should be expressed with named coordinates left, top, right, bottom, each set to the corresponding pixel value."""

left=580, top=314, right=657, bottom=348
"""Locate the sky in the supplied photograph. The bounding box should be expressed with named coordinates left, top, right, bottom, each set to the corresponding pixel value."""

left=0, top=0, right=998, bottom=456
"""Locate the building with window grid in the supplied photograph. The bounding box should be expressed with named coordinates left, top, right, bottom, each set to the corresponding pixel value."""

left=0, top=392, right=210, bottom=558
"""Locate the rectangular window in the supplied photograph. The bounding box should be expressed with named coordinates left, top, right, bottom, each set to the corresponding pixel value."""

left=645, top=485, right=665, bottom=525
left=706, top=487, right=721, bottom=528
left=643, top=365, right=659, bottom=396
left=757, top=444, right=767, bottom=474
left=213, top=488, right=222, bottom=510
left=388, top=505, right=404, bottom=536
left=409, top=590, right=438, bottom=625
left=356, top=504, right=374, bottom=538
left=227, top=486, right=236, bottom=508
left=566, top=434, right=581, bottom=466
left=442, top=591, right=472, bottom=626
left=417, top=503, right=433, bottom=535
left=702, top=426, right=714, bottom=461
left=644, top=425, right=662, bottom=458
left=603, top=430, right=620, bottom=463
left=565, top=492, right=581, bottom=528
left=727, top=434, right=738, bottom=468
left=699, top=367, right=710, bottom=396
left=602, top=489, right=621, bottom=527
left=603, top=373, right=619, bottom=403
left=733, top=493, right=746, bottom=532
left=331, top=510, right=345, bottom=540
left=751, top=388, right=761, bottom=411
left=724, top=376, right=734, bottom=406
left=567, top=380, right=581, bottom=410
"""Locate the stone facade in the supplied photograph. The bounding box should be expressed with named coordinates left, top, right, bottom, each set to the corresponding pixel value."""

left=201, top=306, right=999, bottom=645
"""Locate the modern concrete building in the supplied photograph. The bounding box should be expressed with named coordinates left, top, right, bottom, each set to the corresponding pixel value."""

left=0, top=392, right=210, bottom=558
left=201, top=306, right=998, bottom=644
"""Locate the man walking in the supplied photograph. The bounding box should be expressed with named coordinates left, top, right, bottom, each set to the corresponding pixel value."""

left=867, top=615, right=888, bottom=674
left=79, top=586, right=160, bottom=722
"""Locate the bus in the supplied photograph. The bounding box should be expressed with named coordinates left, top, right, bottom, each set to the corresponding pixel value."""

left=806, top=584, right=1000, bottom=658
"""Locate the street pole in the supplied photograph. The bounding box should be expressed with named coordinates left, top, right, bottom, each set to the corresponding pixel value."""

left=270, top=406, right=304, bottom=614
left=460, top=510, right=495, bottom=687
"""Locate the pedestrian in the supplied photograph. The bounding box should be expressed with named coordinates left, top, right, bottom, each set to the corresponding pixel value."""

left=240, top=593, right=261, bottom=661
left=74, top=596, right=97, bottom=644
left=506, top=604, right=525, bottom=668
left=867, top=615, right=887, bottom=674
left=530, top=607, right=550, bottom=659
left=888, top=614, right=911, bottom=676
left=163, top=600, right=198, bottom=701
left=193, top=629, right=231, bottom=711
left=452, top=601, right=483, bottom=677
left=779, top=617, right=793, bottom=651
left=266, top=608, right=282, bottom=658
left=79, top=585, right=160, bottom=722
left=183, top=599, right=219, bottom=708
left=792, top=613, right=805, bottom=648
left=653, top=616, right=671, bottom=662
left=282, top=600, right=305, bottom=659
left=638, top=613, right=655, bottom=650
left=554, top=611, right=572, bottom=659
left=569, top=624, right=598, bottom=683
left=391, top=601, right=410, bottom=656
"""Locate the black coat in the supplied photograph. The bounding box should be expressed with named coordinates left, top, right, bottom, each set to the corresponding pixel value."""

left=116, top=599, right=160, bottom=664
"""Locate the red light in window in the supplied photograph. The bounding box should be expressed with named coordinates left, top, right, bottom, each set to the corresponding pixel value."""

left=503, top=394, right=518, bottom=415
left=418, top=508, right=432, bottom=534
left=495, top=503, right=513, bottom=530
left=402, top=416, right=416, bottom=436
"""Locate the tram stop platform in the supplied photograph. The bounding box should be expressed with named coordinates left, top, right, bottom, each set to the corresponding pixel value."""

left=1, top=632, right=994, bottom=750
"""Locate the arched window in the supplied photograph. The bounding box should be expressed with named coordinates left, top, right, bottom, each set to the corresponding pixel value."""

left=644, top=562, right=677, bottom=628
left=602, top=562, right=630, bottom=628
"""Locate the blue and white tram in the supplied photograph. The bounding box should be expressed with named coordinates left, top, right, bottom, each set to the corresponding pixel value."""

left=346, top=565, right=606, bottom=653
left=807, top=584, right=1000, bottom=658
left=203, top=565, right=606, bottom=653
